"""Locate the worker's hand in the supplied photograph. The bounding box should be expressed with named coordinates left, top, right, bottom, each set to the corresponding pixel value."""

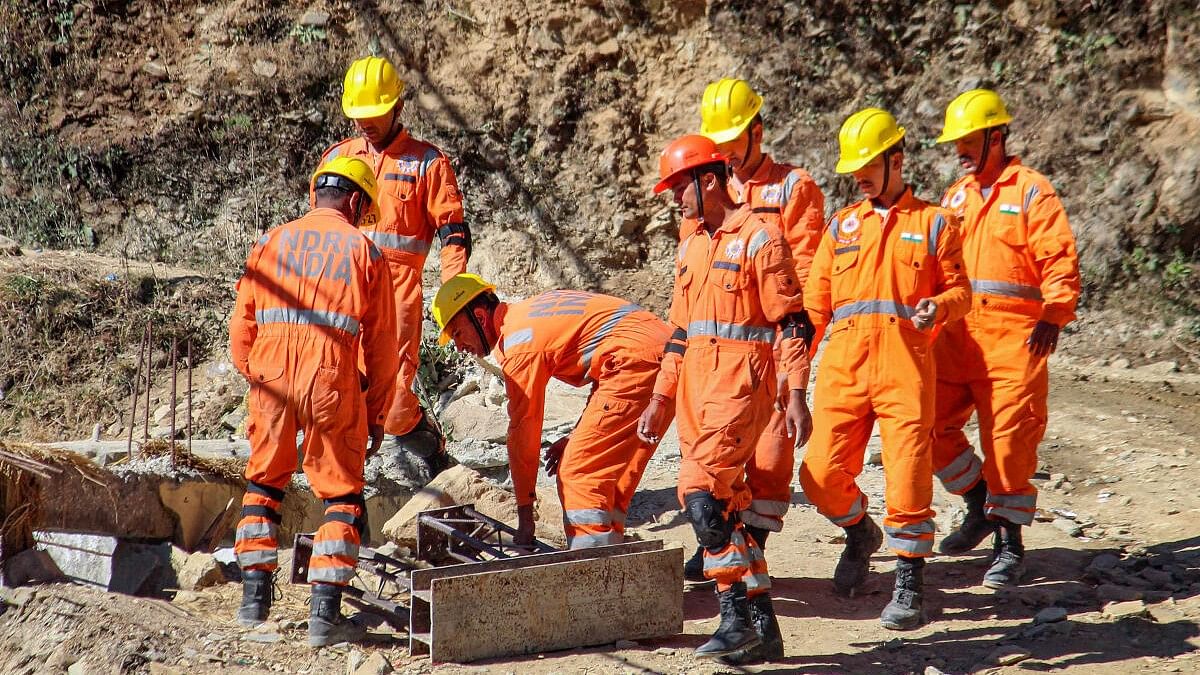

left=637, top=395, right=671, bottom=444
left=785, top=389, right=812, bottom=449
left=912, top=298, right=938, bottom=331
left=1027, top=320, right=1061, bottom=357
left=367, top=423, right=385, bottom=457
left=774, top=370, right=789, bottom=412
left=515, top=504, right=535, bottom=547
left=543, top=435, right=569, bottom=476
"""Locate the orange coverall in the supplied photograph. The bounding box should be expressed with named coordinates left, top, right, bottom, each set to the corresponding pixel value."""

left=932, top=158, right=1080, bottom=526
left=230, top=208, right=399, bottom=585
left=679, top=155, right=825, bottom=533
left=800, top=188, right=971, bottom=557
left=654, top=206, right=810, bottom=593
left=319, top=130, right=467, bottom=436
left=494, top=290, right=672, bottom=549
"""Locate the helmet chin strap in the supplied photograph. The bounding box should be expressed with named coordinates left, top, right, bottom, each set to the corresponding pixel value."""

left=692, top=169, right=706, bottom=229
left=977, top=128, right=992, bottom=176
left=879, top=148, right=894, bottom=200
left=466, top=303, right=491, bottom=352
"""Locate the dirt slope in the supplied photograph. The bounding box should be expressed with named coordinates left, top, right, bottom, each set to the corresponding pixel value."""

left=1, top=1, right=1198, bottom=303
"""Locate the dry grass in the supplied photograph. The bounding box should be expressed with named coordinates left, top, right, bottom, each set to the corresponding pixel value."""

left=0, top=266, right=231, bottom=441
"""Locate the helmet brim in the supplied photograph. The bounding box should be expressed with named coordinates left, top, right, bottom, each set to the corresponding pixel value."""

left=699, top=119, right=752, bottom=145
left=936, top=114, right=1012, bottom=144
left=342, top=98, right=399, bottom=120
left=835, top=128, right=906, bottom=174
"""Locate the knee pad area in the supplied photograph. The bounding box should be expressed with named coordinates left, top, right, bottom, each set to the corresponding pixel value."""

left=684, top=491, right=732, bottom=550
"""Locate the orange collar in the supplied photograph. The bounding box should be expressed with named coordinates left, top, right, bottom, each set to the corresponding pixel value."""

left=967, top=156, right=1023, bottom=190
left=741, top=152, right=777, bottom=186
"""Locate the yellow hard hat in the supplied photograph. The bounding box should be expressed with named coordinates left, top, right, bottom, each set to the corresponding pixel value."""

left=312, top=156, right=379, bottom=206
left=342, top=56, right=404, bottom=119
left=835, top=108, right=906, bottom=174
left=936, top=89, right=1013, bottom=143
left=432, top=273, right=496, bottom=345
left=699, top=78, right=764, bottom=144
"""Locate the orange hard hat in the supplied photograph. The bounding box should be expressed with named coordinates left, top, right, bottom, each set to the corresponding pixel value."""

left=653, top=134, right=726, bottom=194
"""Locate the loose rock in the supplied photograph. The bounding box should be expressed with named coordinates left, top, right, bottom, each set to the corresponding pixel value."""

left=989, top=645, right=1031, bottom=665
left=1034, top=606, right=1068, bottom=624
left=350, top=653, right=394, bottom=675
left=1102, top=599, right=1148, bottom=619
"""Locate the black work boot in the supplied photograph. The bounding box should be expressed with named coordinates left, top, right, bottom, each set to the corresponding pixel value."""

left=833, top=515, right=883, bottom=597
left=236, top=569, right=273, bottom=627
left=939, top=481, right=997, bottom=555
left=695, top=582, right=760, bottom=658
left=880, top=556, right=926, bottom=630
left=308, top=583, right=366, bottom=648
left=719, top=592, right=784, bottom=664
left=745, top=525, right=770, bottom=550
left=684, top=546, right=709, bottom=584
left=983, top=523, right=1026, bottom=589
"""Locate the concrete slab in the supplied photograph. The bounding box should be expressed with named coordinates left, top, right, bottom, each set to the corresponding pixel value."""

left=33, top=531, right=170, bottom=594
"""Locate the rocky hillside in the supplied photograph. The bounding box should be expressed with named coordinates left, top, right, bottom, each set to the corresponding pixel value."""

left=2, top=1, right=1198, bottom=299
left=0, top=1, right=1198, bottom=438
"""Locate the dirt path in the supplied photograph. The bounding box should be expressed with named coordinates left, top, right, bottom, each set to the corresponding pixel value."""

left=1, top=361, right=1197, bottom=674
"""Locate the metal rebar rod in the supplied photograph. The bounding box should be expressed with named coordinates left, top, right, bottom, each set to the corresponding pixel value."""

left=143, top=322, right=153, bottom=447
left=170, top=335, right=178, bottom=470
left=128, top=323, right=148, bottom=457
left=186, top=337, right=193, bottom=454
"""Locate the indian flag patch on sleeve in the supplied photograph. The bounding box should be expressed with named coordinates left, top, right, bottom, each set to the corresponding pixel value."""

left=899, top=232, right=924, bottom=243
left=999, top=203, right=1020, bottom=215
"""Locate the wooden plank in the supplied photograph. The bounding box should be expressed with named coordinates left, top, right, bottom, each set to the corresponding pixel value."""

left=427, top=546, right=683, bottom=663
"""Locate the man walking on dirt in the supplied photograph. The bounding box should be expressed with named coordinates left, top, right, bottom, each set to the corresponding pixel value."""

left=230, top=157, right=399, bottom=647
left=800, top=108, right=971, bottom=630
left=678, top=79, right=826, bottom=614
left=639, top=134, right=814, bottom=661
left=318, top=55, right=470, bottom=482
left=431, top=275, right=672, bottom=550
left=929, top=90, right=1081, bottom=588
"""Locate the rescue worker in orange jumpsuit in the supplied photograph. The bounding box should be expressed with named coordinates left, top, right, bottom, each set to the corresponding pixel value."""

left=638, top=135, right=814, bottom=661
left=930, top=90, right=1081, bottom=588
left=230, top=157, right=400, bottom=647
left=800, top=109, right=971, bottom=630
left=318, top=56, right=468, bottom=480
left=431, top=276, right=673, bottom=550
left=678, top=79, right=826, bottom=592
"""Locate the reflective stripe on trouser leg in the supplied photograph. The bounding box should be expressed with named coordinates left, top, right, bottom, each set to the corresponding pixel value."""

left=935, top=445, right=983, bottom=495
left=563, top=508, right=621, bottom=549
left=986, top=492, right=1036, bottom=526
left=235, top=489, right=282, bottom=572
left=307, top=503, right=361, bottom=585
left=824, top=492, right=868, bottom=528
left=883, top=519, right=935, bottom=556
left=704, top=525, right=771, bottom=594
left=739, top=498, right=790, bottom=532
